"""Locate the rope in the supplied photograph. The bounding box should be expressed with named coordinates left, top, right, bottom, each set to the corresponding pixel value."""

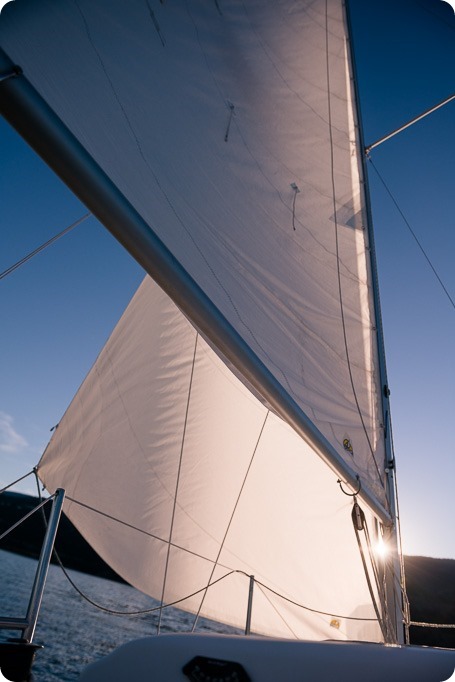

left=350, top=494, right=453, bottom=640
left=29, top=480, right=385, bottom=626
left=255, top=581, right=299, bottom=638
left=0, top=469, right=35, bottom=494
left=362, top=518, right=396, bottom=640
left=191, top=411, right=270, bottom=631
left=5, top=481, right=452, bottom=633
left=0, top=496, right=52, bottom=542
left=353, top=504, right=403, bottom=643
left=158, top=334, right=199, bottom=633
left=34, top=474, right=238, bottom=617
left=351, top=503, right=388, bottom=641
left=324, top=1, right=384, bottom=487
left=0, top=214, right=90, bottom=281
left=253, top=578, right=376, bottom=623
left=42, top=542, right=380, bottom=625
left=410, top=621, right=455, bottom=629
left=368, top=157, right=455, bottom=311
left=29, top=484, right=381, bottom=626
left=56, top=570, right=237, bottom=618
left=390, top=447, right=412, bottom=644
left=64, top=494, right=227, bottom=567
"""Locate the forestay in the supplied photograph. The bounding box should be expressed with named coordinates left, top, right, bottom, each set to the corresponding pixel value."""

left=0, top=0, right=395, bottom=640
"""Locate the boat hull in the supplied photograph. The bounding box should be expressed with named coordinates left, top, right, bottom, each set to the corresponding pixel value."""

left=78, top=633, right=455, bottom=681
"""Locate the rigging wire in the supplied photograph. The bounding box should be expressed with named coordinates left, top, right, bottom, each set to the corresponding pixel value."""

left=62, top=496, right=376, bottom=623
left=252, top=578, right=377, bottom=623
left=30, top=469, right=380, bottom=623
left=3, top=477, right=453, bottom=631
left=20, top=473, right=426, bottom=631
left=0, top=469, right=35, bottom=494
left=362, top=516, right=396, bottom=640
left=0, top=496, right=51, bottom=542
left=349, top=497, right=410, bottom=643
left=385, top=417, right=412, bottom=644
left=417, top=0, right=455, bottom=33
left=33, top=464, right=241, bottom=617
left=0, top=213, right=90, bottom=281
left=64, top=494, right=233, bottom=567
left=254, top=581, right=299, bottom=639
left=191, top=411, right=270, bottom=632
left=410, top=621, right=455, bottom=629
left=25, top=473, right=381, bottom=625
left=29, top=471, right=451, bottom=636
left=351, top=503, right=389, bottom=641
left=339, top=470, right=397, bottom=635
left=157, top=333, right=199, bottom=634
left=367, top=157, right=455, bottom=311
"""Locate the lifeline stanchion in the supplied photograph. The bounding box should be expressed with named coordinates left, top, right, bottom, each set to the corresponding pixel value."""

left=245, top=575, right=255, bottom=636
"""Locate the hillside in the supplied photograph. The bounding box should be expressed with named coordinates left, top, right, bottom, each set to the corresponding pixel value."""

left=1, top=492, right=453, bottom=647
left=404, top=555, right=455, bottom=649
left=0, top=490, right=123, bottom=583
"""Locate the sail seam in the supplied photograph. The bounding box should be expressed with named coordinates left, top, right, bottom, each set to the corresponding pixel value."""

left=165, top=1, right=346, bottom=408
left=240, top=1, right=348, bottom=135
left=75, top=0, right=255, bottom=362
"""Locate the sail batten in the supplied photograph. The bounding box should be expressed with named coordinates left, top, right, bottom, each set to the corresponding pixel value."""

left=0, top=0, right=397, bottom=640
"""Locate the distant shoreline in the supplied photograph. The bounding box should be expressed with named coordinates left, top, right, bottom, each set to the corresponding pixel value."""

left=0, top=490, right=124, bottom=584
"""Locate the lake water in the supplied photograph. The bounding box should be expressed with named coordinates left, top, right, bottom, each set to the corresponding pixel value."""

left=0, top=549, right=238, bottom=680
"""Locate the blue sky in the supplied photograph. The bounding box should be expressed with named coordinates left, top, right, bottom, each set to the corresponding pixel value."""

left=0, top=0, right=454, bottom=560
left=349, top=0, right=455, bottom=559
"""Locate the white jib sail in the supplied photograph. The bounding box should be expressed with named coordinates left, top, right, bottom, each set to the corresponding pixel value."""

left=39, top=277, right=383, bottom=641
left=0, top=0, right=396, bottom=640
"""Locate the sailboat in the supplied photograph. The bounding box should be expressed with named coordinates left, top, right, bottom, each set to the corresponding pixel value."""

left=0, top=0, right=453, bottom=679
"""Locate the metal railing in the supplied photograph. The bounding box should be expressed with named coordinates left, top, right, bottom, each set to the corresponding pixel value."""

left=0, top=488, right=65, bottom=643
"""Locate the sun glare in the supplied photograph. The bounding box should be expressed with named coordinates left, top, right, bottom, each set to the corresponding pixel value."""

left=375, top=535, right=388, bottom=560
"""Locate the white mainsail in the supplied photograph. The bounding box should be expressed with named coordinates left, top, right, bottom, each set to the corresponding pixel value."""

left=0, top=0, right=399, bottom=642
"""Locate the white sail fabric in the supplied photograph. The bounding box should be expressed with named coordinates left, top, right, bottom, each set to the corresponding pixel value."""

left=39, top=277, right=383, bottom=641
left=0, top=0, right=387, bottom=504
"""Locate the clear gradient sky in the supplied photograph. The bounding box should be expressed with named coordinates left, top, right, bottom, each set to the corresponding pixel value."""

left=0, top=0, right=454, bottom=559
